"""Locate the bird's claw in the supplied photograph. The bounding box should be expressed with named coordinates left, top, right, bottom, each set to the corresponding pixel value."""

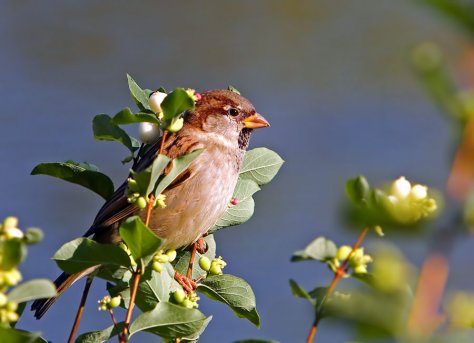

left=174, top=272, right=197, bottom=293
left=195, top=237, right=207, bottom=254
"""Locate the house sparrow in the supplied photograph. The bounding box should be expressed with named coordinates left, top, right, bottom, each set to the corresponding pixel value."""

left=32, top=89, right=269, bottom=319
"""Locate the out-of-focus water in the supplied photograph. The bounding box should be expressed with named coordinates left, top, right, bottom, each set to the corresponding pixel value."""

left=1, top=1, right=473, bottom=342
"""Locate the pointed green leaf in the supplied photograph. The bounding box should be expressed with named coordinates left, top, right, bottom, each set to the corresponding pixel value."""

left=111, top=107, right=160, bottom=125
left=154, top=149, right=204, bottom=196
left=346, top=176, right=370, bottom=204
left=198, top=274, right=260, bottom=327
left=148, top=154, right=171, bottom=195
left=53, top=238, right=132, bottom=274
left=8, top=279, right=57, bottom=303
left=129, top=302, right=207, bottom=339
left=31, top=161, right=114, bottom=200
left=239, top=148, right=284, bottom=186
left=289, top=279, right=316, bottom=305
left=291, top=237, right=337, bottom=262
left=0, top=327, right=47, bottom=343
left=127, top=74, right=151, bottom=111
left=76, top=323, right=124, bottom=343
left=93, top=114, right=139, bottom=152
left=119, top=216, right=163, bottom=261
left=161, top=88, right=195, bottom=121
left=24, top=228, right=43, bottom=245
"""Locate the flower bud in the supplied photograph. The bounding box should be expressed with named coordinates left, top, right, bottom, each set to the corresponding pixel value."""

left=139, top=122, right=161, bottom=144
left=152, top=261, right=163, bottom=273
left=6, top=311, right=18, bottom=323
left=0, top=294, right=7, bottom=307
left=354, top=265, right=368, bottom=274
left=108, top=296, right=121, bottom=309
left=155, top=194, right=167, bottom=209
left=154, top=253, right=169, bottom=264
left=4, top=227, right=24, bottom=239
left=3, top=217, right=18, bottom=229
left=136, top=197, right=148, bottom=209
left=182, top=299, right=194, bottom=309
left=166, top=249, right=177, bottom=262
left=391, top=177, right=411, bottom=199
left=230, top=198, right=239, bottom=206
left=209, top=264, right=222, bottom=275
left=4, top=270, right=21, bottom=287
left=336, top=245, right=352, bottom=261
left=149, top=91, right=167, bottom=114
left=199, top=256, right=211, bottom=271
left=173, top=289, right=186, bottom=304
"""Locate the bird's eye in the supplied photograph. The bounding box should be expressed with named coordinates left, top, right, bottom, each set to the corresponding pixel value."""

left=227, top=108, right=239, bottom=116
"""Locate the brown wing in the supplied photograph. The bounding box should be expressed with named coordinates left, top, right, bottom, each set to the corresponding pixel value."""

left=83, top=130, right=201, bottom=240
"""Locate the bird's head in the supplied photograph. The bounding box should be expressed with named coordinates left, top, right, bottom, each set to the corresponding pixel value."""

left=184, top=89, right=269, bottom=150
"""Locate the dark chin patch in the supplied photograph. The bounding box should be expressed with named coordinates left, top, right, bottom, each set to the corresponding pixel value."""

left=238, top=128, right=252, bottom=150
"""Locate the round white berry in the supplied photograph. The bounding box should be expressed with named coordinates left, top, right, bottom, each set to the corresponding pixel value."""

left=138, top=122, right=161, bottom=144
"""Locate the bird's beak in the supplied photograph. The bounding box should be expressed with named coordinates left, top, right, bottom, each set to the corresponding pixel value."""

left=242, top=113, right=270, bottom=129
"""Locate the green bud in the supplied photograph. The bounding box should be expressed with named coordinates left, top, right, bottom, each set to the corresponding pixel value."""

left=4, top=227, right=23, bottom=240
left=182, top=299, right=194, bottom=309
left=199, top=256, right=211, bottom=271
left=137, top=197, right=148, bottom=209
left=0, top=294, right=7, bottom=307
left=6, top=311, right=18, bottom=323
left=173, top=289, right=186, bottom=304
left=209, top=264, right=222, bottom=275
left=155, top=194, right=167, bottom=209
left=166, top=249, right=177, bottom=262
left=167, top=117, right=184, bottom=133
left=152, top=261, right=163, bottom=273
left=108, top=296, right=121, bottom=309
left=3, top=217, right=18, bottom=229
left=354, top=265, right=368, bottom=274
left=127, top=179, right=138, bottom=192
left=5, top=301, right=17, bottom=312
left=336, top=245, right=352, bottom=261
left=4, top=270, right=21, bottom=287
left=154, top=254, right=169, bottom=264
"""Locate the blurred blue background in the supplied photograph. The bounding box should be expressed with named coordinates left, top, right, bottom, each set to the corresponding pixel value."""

left=1, top=1, right=473, bottom=342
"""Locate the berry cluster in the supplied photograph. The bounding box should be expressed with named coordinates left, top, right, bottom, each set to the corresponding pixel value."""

left=199, top=256, right=227, bottom=276
left=328, top=245, right=373, bottom=275
left=97, top=295, right=121, bottom=311
left=126, top=177, right=167, bottom=210
left=172, top=288, right=200, bottom=309
left=152, top=249, right=177, bottom=273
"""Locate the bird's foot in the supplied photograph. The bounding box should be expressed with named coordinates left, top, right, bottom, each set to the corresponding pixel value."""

left=174, top=272, right=197, bottom=293
left=195, top=236, right=208, bottom=254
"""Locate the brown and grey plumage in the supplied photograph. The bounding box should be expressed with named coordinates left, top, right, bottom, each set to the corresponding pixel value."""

left=32, top=89, right=269, bottom=319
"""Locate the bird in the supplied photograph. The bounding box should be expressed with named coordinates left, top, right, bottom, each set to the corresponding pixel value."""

left=31, top=89, right=270, bottom=319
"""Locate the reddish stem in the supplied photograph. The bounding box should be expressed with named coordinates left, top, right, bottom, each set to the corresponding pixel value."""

left=119, top=196, right=154, bottom=342
left=67, top=277, right=93, bottom=343
left=306, top=227, right=369, bottom=343
left=159, top=130, right=168, bottom=155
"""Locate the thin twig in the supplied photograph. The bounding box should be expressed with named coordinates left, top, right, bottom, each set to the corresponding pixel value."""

left=159, top=130, right=168, bottom=155
left=306, top=227, right=369, bottom=343
left=187, top=243, right=198, bottom=279
left=119, top=196, right=154, bottom=342
left=68, top=276, right=93, bottom=343
left=109, top=309, right=118, bottom=326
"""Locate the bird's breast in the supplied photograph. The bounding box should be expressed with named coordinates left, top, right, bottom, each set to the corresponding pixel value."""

left=143, top=146, right=242, bottom=249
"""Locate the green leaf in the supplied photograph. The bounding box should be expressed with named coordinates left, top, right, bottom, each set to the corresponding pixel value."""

left=289, top=279, right=316, bottom=305
left=111, top=107, right=160, bottom=125
left=291, top=237, right=337, bottom=262
left=0, top=327, right=47, bottom=343
left=134, top=263, right=174, bottom=311
left=421, top=0, right=474, bottom=35
left=129, top=302, right=207, bottom=339
left=198, top=274, right=260, bottom=327
left=239, top=148, right=284, bottom=186
left=8, top=279, right=57, bottom=303
left=31, top=161, right=114, bottom=200
left=213, top=197, right=254, bottom=230
left=227, top=85, right=241, bottom=95
left=93, top=114, right=139, bottom=152
left=345, top=176, right=370, bottom=204
left=161, top=88, right=195, bottom=122
left=127, top=74, right=151, bottom=111
left=154, top=149, right=204, bottom=196
left=53, top=238, right=132, bottom=274
left=180, top=315, right=213, bottom=342
left=148, top=154, right=171, bottom=196
left=119, top=216, right=162, bottom=261
left=24, top=228, right=43, bottom=245
left=1, top=239, right=26, bottom=270
left=76, top=323, right=124, bottom=343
